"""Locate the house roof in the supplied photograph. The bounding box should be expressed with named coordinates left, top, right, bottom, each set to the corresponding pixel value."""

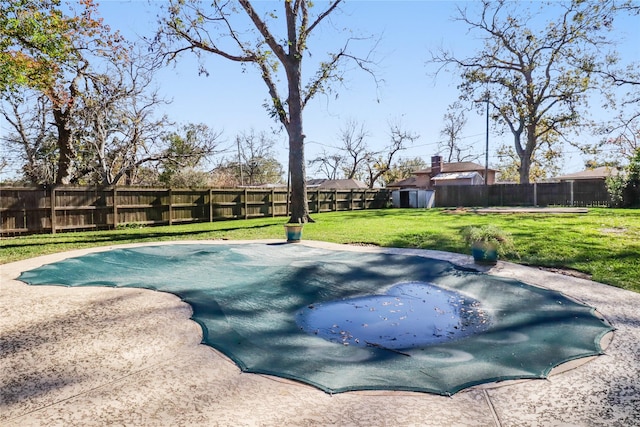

left=554, top=166, right=619, bottom=181
left=249, top=183, right=287, bottom=188
left=414, top=161, right=495, bottom=175
left=386, top=175, right=430, bottom=188
left=307, top=178, right=368, bottom=189
left=387, top=161, right=496, bottom=188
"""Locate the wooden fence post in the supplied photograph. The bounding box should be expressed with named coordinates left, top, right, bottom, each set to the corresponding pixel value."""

left=271, top=188, right=275, bottom=217
left=244, top=188, right=248, bottom=219
left=50, top=186, right=56, bottom=234
left=209, top=188, right=213, bottom=222
left=168, top=188, right=173, bottom=225
left=113, top=187, right=118, bottom=228
left=569, top=181, right=574, bottom=207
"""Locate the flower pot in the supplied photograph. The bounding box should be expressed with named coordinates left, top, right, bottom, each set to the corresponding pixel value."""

left=471, top=242, right=499, bottom=265
left=284, top=224, right=303, bottom=243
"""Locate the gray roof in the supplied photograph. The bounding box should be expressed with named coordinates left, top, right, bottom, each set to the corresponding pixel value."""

left=554, top=167, right=619, bottom=181
left=431, top=171, right=483, bottom=181
left=307, top=178, right=369, bottom=189
left=414, top=162, right=495, bottom=175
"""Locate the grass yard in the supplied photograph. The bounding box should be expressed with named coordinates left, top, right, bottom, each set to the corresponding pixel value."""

left=1, top=208, right=639, bottom=292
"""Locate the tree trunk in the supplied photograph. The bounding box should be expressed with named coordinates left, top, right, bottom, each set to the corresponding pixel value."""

left=519, top=154, right=532, bottom=185
left=53, top=107, right=74, bottom=185
left=50, top=69, right=84, bottom=185
left=512, top=125, right=532, bottom=185
left=286, top=59, right=312, bottom=223
left=519, top=125, right=538, bottom=185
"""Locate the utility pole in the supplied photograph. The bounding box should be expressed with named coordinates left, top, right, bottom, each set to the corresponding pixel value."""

left=237, top=136, right=244, bottom=186
left=484, top=96, right=490, bottom=207
left=485, top=98, right=489, bottom=186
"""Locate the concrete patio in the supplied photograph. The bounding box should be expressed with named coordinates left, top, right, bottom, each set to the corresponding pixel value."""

left=1, top=240, right=638, bottom=426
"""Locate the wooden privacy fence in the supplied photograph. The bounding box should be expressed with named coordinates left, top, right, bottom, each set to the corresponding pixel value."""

left=0, top=186, right=391, bottom=235
left=434, top=180, right=612, bottom=207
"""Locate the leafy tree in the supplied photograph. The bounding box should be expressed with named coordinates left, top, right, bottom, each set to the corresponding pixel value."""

left=2, top=4, right=211, bottom=188
left=1, top=52, right=203, bottom=186
left=158, top=123, right=223, bottom=187
left=159, top=0, right=376, bottom=222
left=209, top=163, right=240, bottom=188
left=495, top=135, right=563, bottom=183
left=129, top=165, right=162, bottom=187
left=383, top=157, right=428, bottom=186
left=606, top=147, right=640, bottom=207
left=432, top=0, right=616, bottom=183
left=161, top=167, right=211, bottom=189
left=235, top=130, right=284, bottom=186
left=0, top=0, right=74, bottom=92
left=1, top=0, right=128, bottom=184
left=210, top=158, right=284, bottom=188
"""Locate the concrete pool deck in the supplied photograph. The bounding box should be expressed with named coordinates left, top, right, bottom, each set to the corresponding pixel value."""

left=1, top=240, right=639, bottom=426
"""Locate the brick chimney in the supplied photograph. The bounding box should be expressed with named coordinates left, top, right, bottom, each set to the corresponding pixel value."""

left=431, top=155, right=443, bottom=177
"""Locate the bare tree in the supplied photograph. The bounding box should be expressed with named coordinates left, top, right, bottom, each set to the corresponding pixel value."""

left=76, top=51, right=178, bottom=185
left=589, top=112, right=640, bottom=167
left=337, top=119, right=372, bottom=181
left=309, top=149, right=344, bottom=180
left=1, top=91, right=57, bottom=184
left=591, top=2, right=640, bottom=166
left=365, top=121, right=419, bottom=188
left=159, top=0, right=377, bottom=223
left=439, top=102, right=477, bottom=163
left=1, top=48, right=219, bottom=186
left=209, top=130, right=284, bottom=187
left=431, top=0, right=617, bottom=183
left=235, top=130, right=284, bottom=185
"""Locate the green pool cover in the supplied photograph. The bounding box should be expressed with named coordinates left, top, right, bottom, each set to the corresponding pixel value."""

left=18, top=243, right=614, bottom=396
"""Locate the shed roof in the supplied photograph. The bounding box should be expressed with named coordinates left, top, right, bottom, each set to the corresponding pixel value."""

left=431, top=171, right=483, bottom=181
left=414, top=162, right=495, bottom=175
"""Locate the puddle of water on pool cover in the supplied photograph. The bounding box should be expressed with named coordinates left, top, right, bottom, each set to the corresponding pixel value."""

left=296, top=281, right=491, bottom=349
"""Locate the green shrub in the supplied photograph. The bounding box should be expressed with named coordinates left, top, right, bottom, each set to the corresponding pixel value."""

left=461, top=224, right=516, bottom=257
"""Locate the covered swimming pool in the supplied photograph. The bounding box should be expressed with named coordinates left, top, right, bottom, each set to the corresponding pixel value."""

left=17, top=242, right=614, bottom=396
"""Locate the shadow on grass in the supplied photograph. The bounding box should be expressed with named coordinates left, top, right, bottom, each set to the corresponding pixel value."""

left=1, top=223, right=280, bottom=250
left=384, top=228, right=467, bottom=255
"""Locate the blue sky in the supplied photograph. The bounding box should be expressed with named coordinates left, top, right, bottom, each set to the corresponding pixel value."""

left=2, top=1, right=638, bottom=180
left=97, top=0, right=481, bottom=175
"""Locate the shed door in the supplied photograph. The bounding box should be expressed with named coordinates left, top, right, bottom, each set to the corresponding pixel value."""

left=400, top=191, right=410, bottom=208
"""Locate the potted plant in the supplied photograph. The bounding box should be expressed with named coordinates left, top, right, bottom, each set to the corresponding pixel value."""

left=462, top=224, right=516, bottom=264
left=284, top=221, right=304, bottom=243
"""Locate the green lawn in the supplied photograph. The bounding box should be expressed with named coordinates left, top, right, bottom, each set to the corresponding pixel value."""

left=2, top=208, right=639, bottom=292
